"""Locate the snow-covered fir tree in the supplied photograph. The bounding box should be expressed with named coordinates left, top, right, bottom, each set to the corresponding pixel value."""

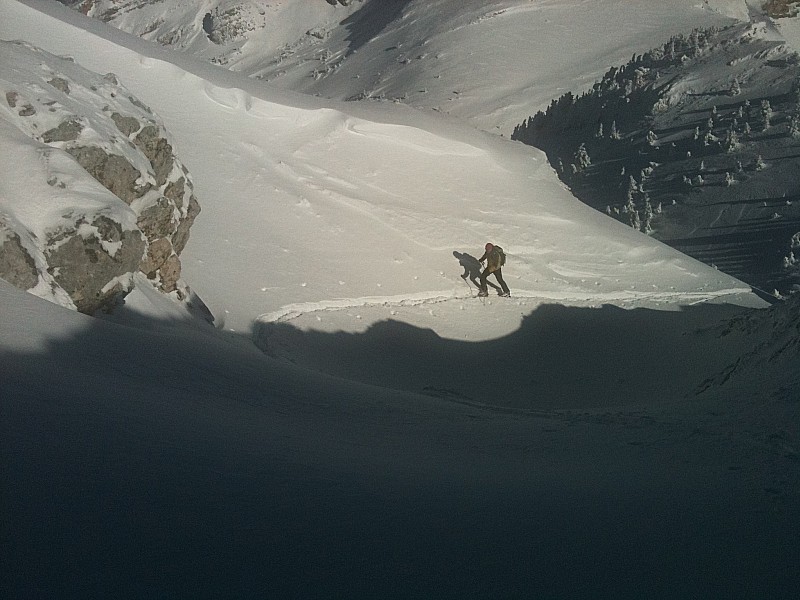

left=790, top=115, right=800, bottom=137
left=725, top=128, right=740, bottom=152
left=643, top=194, right=654, bottom=233
left=761, top=99, right=773, bottom=130
left=576, top=143, right=591, bottom=168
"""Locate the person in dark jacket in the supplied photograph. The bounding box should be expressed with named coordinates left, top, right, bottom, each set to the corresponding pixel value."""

left=477, top=242, right=510, bottom=297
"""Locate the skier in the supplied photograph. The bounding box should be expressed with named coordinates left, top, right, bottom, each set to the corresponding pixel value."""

left=453, top=251, right=501, bottom=294
left=477, top=242, right=510, bottom=297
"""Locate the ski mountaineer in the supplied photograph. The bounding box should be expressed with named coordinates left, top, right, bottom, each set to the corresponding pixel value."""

left=477, top=242, right=510, bottom=297
left=453, top=250, right=502, bottom=294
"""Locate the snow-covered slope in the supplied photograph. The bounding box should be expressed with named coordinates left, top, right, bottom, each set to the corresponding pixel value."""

left=0, top=0, right=765, bottom=336
left=61, top=0, right=753, bottom=132
left=3, top=240, right=799, bottom=598
left=513, top=21, right=800, bottom=295
left=1, top=1, right=798, bottom=597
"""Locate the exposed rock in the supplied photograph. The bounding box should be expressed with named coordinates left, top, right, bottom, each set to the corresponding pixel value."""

left=42, top=118, right=84, bottom=143
left=137, top=196, right=176, bottom=240
left=111, top=112, right=141, bottom=137
left=46, top=215, right=146, bottom=313
left=172, top=194, right=200, bottom=255
left=127, top=95, right=151, bottom=114
left=159, top=254, right=182, bottom=293
left=1, top=40, right=203, bottom=314
left=0, top=230, right=39, bottom=290
left=66, top=145, right=148, bottom=204
left=163, top=176, right=185, bottom=209
left=139, top=236, right=172, bottom=278
left=134, top=125, right=173, bottom=186
left=48, top=77, right=71, bottom=94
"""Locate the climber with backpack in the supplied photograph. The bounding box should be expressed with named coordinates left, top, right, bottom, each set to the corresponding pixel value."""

left=477, top=242, right=510, bottom=297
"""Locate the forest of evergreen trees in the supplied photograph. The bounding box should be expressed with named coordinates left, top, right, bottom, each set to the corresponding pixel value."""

left=511, top=24, right=800, bottom=295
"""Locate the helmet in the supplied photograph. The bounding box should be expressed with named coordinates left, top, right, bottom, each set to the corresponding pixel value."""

left=485, top=243, right=494, bottom=252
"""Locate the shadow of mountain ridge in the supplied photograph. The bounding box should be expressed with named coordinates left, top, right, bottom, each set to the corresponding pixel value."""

left=341, top=0, right=413, bottom=56
left=253, top=300, right=773, bottom=410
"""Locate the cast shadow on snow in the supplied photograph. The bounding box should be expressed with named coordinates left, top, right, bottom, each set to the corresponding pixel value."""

left=451, top=250, right=501, bottom=293
left=3, top=284, right=799, bottom=599
left=253, top=299, right=760, bottom=411
left=340, top=0, right=413, bottom=56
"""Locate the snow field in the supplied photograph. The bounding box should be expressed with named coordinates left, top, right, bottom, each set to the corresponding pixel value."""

left=2, top=1, right=799, bottom=597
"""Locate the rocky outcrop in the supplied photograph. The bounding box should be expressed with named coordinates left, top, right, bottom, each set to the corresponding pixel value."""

left=45, top=216, right=147, bottom=313
left=0, top=40, right=202, bottom=315
left=66, top=145, right=146, bottom=204
left=0, top=231, right=38, bottom=291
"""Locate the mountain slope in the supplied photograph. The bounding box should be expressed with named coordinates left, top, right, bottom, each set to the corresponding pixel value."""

left=1, top=1, right=798, bottom=598
left=1, top=0, right=764, bottom=336
left=58, top=0, right=752, bottom=132
left=512, top=21, right=800, bottom=295
left=2, top=242, right=799, bottom=598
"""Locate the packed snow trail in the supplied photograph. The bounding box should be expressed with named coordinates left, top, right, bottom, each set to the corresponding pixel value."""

left=256, top=286, right=758, bottom=325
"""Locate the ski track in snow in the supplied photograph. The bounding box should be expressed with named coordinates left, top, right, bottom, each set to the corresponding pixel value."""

left=257, top=286, right=754, bottom=324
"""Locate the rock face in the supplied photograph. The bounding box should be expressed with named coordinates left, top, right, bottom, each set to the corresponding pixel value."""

left=0, top=231, right=39, bottom=291
left=45, top=216, right=147, bottom=313
left=0, top=40, right=201, bottom=314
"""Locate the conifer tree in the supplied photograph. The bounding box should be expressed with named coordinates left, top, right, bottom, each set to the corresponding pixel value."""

left=576, top=143, right=591, bottom=169
left=790, top=115, right=800, bottom=137
left=761, top=99, right=772, bottom=130
left=643, top=195, right=654, bottom=233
